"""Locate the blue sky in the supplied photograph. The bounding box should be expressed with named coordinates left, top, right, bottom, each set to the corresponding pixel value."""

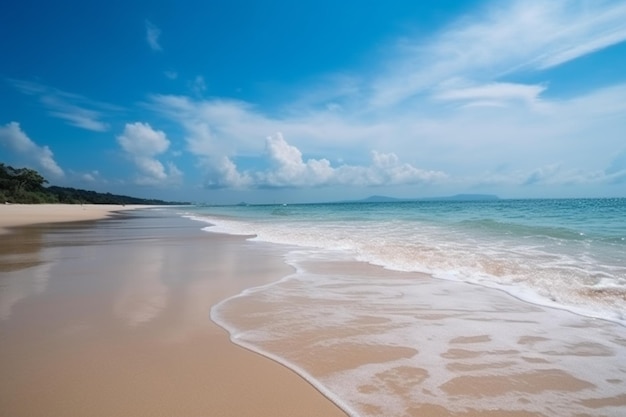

left=1, top=0, right=626, bottom=204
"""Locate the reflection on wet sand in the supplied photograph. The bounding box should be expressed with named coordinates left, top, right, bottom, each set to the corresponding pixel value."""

left=0, top=211, right=347, bottom=417
left=0, top=226, right=46, bottom=272
left=112, top=243, right=170, bottom=326
left=0, top=227, right=56, bottom=320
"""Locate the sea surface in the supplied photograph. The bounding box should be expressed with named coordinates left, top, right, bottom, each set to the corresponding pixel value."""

left=182, top=198, right=626, bottom=416
left=186, top=198, right=626, bottom=323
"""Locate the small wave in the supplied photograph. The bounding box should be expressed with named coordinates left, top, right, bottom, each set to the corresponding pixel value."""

left=184, top=201, right=626, bottom=325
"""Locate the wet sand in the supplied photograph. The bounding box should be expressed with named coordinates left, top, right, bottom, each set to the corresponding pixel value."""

left=0, top=209, right=348, bottom=417
left=5, top=206, right=626, bottom=416
left=214, top=254, right=626, bottom=417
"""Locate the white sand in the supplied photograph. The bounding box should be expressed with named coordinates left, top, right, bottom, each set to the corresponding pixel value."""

left=0, top=209, right=348, bottom=417
left=0, top=204, right=148, bottom=232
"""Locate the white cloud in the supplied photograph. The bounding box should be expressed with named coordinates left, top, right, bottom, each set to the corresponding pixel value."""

left=41, top=96, right=109, bottom=131
left=11, top=80, right=114, bottom=132
left=145, top=20, right=162, bottom=51
left=369, top=0, right=626, bottom=108
left=149, top=79, right=626, bottom=193
left=144, top=1, right=626, bottom=197
left=259, top=133, right=334, bottom=187
left=117, top=122, right=169, bottom=156
left=189, top=75, right=207, bottom=96
left=605, top=149, right=626, bottom=184
left=116, top=122, right=182, bottom=185
left=164, top=70, right=178, bottom=80
left=434, top=81, right=546, bottom=107
left=81, top=170, right=100, bottom=182
left=0, top=122, right=64, bottom=177
left=203, top=133, right=446, bottom=189
left=204, top=156, right=253, bottom=189
left=535, top=2, right=626, bottom=69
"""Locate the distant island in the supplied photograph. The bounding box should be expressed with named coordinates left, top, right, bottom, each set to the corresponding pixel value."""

left=356, top=194, right=500, bottom=203
left=1, top=163, right=189, bottom=205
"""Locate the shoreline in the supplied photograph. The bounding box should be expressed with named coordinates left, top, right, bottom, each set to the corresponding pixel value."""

left=212, top=249, right=626, bottom=416
left=189, top=205, right=626, bottom=328
left=5, top=204, right=625, bottom=416
left=0, top=208, right=348, bottom=417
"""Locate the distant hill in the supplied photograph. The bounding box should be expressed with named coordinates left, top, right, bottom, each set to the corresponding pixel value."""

left=359, top=195, right=403, bottom=203
left=355, top=194, right=500, bottom=203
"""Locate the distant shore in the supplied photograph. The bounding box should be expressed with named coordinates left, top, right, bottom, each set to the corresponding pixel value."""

left=0, top=203, right=149, bottom=233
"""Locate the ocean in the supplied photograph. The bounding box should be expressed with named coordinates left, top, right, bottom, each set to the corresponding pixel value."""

left=186, top=198, right=626, bottom=323
left=182, top=198, right=626, bottom=416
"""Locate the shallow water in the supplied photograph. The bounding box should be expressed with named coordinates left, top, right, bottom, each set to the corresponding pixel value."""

left=186, top=198, right=626, bottom=323
left=212, top=250, right=626, bottom=417
left=182, top=199, right=626, bottom=416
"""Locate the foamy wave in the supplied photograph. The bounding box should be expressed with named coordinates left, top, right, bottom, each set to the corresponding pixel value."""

left=212, top=252, right=626, bottom=417
left=187, top=211, right=626, bottom=325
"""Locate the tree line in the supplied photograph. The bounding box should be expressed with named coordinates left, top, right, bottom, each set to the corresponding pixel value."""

left=0, top=163, right=189, bottom=205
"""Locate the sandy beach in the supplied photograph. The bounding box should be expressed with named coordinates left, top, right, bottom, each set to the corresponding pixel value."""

left=0, top=206, right=347, bottom=417
left=3, top=204, right=626, bottom=417
left=0, top=204, right=149, bottom=233
left=214, top=252, right=626, bottom=416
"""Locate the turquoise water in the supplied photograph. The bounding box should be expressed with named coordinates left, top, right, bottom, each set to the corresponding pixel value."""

left=182, top=198, right=626, bottom=416
left=185, top=198, right=626, bottom=322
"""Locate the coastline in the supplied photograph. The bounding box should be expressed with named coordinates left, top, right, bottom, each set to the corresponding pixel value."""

left=0, top=207, right=348, bottom=417
left=4, top=203, right=625, bottom=416
left=191, top=202, right=626, bottom=417
left=212, top=248, right=626, bottom=416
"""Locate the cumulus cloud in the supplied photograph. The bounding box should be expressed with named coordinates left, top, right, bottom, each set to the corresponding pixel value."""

left=117, top=122, right=169, bottom=156
left=149, top=78, right=626, bottom=193
left=259, top=133, right=334, bottom=187
left=117, top=122, right=182, bottom=185
left=202, top=133, right=446, bottom=189
left=144, top=1, right=626, bottom=196
left=145, top=20, right=162, bottom=51
left=0, top=122, right=64, bottom=177
left=204, top=156, right=253, bottom=189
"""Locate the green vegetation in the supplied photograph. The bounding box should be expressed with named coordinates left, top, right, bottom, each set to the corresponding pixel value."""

left=0, top=163, right=189, bottom=205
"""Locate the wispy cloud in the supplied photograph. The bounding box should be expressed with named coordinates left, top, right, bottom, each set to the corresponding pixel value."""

left=367, top=0, right=626, bottom=109
left=10, top=79, right=117, bottom=131
left=149, top=83, right=626, bottom=191
left=433, top=81, right=547, bottom=108
left=164, top=70, right=178, bottom=80
left=189, top=75, right=207, bottom=96
left=146, top=0, right=626, bottom=193
left=145, top=20, right=162, bottom=52
left=0, top=122, right=64, bottom=177
left=117, top=122, right=182, bottom=185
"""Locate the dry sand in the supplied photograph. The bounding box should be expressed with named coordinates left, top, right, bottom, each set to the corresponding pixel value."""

left=0, top=204, right=148, bottom=233
left=0, top=207, right=348, bottom=417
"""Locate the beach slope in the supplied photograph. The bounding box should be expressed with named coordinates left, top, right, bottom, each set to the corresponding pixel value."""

left=0, top=207, right=347, bottom=417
